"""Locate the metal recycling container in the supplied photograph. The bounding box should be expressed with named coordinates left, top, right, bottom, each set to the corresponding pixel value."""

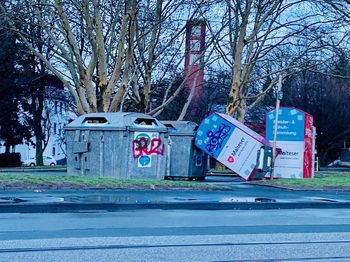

left=65, top=112, right=168, bottom=179
left=161, top=121, right=206, bottom=180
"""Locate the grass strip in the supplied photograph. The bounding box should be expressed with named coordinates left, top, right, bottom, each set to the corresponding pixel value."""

left=0, top=174, right=222, bottom=191
left=252, top=173, right=350, bottom=190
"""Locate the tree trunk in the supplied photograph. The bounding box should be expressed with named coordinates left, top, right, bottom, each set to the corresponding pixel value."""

left=31, top=79, right=45, bottom=167
left=320, top=149, right=329, bottom=167
left=178, top=72, right=199, bottom=120
left=225, top=1, right=252, bottom=122
left=35, top=136, right=44, bottom=166
left=236, top=100, right=246, bottom=122
left=5, top=144, right=10, bottom=154
left=225, top=82, right=247, bottom=122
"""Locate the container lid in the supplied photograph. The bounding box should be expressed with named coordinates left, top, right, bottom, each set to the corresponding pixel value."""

left=65, top=112, right=167, bottom=132
left=161, top=121, right=198, bottom=135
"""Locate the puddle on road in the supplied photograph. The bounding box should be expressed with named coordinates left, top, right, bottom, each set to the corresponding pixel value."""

left=232, top=184, right=256, bottom=188
left=173, top=197, right=198, bottom=201
left=308, top=197, right=339, bottom=203
left=0, top=196, right=64, bottom=204
left=219, top=197, right=344, bottom=203
left=22, top=196, right=64, bottom=203
left=0, top=194, right=344, bottom=205
left=255, top=197, right=277, bottom=203
left=219, top=197, right=277, bottom=203
left=0, top=197, right=27, bottom=204
left=63, top=195, right=137, bottom=204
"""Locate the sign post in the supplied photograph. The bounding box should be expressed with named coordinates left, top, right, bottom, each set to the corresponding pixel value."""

left=271, top=75, right=283, bottom=179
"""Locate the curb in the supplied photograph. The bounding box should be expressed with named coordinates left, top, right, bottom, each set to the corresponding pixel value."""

left=246, top=181, right=297, bottom=191
left=247, top=181, right=350, bottom=192
left=2, top=201, right=350, bottom=213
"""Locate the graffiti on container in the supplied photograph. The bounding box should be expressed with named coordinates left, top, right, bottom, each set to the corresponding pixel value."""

left=132, top=136, right=164, bottom=159
left=206, top=123, right=231, bottom=154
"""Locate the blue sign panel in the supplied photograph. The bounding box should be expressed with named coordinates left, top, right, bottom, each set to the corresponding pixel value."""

left=266, top=108, right=305, bottom=142
left=195, top=114, right=235, bottom=159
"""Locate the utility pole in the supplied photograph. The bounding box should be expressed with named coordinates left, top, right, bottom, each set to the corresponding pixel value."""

left=271, top=75, right=283, bottom=180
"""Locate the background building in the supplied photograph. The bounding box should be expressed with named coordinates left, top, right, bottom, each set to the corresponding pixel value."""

left=0, top=75, right=76, bottom=164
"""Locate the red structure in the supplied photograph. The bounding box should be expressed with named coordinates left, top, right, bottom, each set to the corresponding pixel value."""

left=303, top=113, right=314, bottom=178
left=184, top=20, right=206, bottom=96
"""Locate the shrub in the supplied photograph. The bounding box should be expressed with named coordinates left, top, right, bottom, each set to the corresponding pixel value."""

left=0, top=153, right=22, bottom=167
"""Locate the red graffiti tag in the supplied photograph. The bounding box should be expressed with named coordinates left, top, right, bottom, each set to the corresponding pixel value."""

left=132, top=137, right=164, bottom=159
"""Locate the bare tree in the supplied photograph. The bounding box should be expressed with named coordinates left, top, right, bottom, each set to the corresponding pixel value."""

left=1, top=0, right=206, bottom=116
left=3, top=0, right=349, bottom=122
left=203, top=0, right=350, bottom=121
left=135, top=1, right=208, bottom=117
left=1, top=0, right=138, bottom=114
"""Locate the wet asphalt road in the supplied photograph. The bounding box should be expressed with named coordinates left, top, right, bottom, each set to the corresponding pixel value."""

left=2, top=171, right=350, bottom=206
left=1, top=209, right=350, bottom=261
left=1, top=176, right=350, bottom=207
left=1, top=175, right=350, bottom=260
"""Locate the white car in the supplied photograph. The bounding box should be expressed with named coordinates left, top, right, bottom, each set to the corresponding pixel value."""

left=22, top=156, right=57, bottom=167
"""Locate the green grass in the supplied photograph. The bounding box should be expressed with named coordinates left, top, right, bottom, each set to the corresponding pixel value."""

left=0, top=174, right=222, bottom=190
left=208, top=164, right=235, bottom=174
left=253, top=173, right=350, bottom=190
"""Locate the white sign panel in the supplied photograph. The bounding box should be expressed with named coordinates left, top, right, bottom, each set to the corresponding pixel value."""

left=217, top=128, right=261, bottom=180
left=273, top=141, right=304, bottom=178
